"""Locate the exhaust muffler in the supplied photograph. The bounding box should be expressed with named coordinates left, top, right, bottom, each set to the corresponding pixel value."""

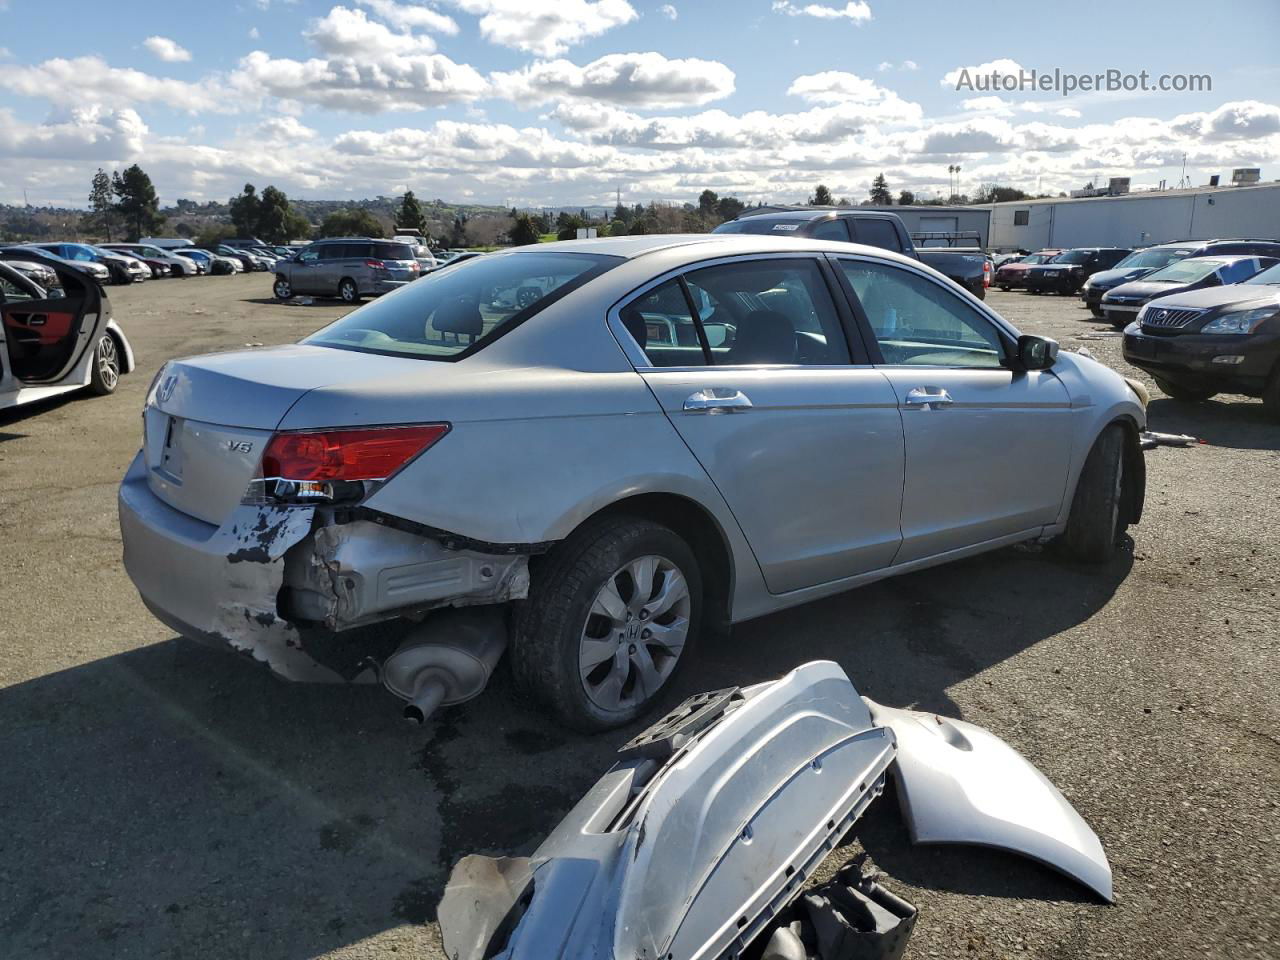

left=382, top=607, right=507, bottom=724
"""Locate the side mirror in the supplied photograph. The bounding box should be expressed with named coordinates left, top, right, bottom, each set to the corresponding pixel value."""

left=1014, top=334, right=1059, bottom=371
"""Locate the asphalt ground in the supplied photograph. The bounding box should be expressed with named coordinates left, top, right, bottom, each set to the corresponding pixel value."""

left=1, top=273, right=1276, bottom=960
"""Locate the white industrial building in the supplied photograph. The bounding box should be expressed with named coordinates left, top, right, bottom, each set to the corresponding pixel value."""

left=984, top=179, right=1280, bottom=252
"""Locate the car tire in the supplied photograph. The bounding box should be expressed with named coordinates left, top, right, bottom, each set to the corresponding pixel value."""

left=1153, top=376, right=1216, bottom=402
left=999, top=284, right=1011, bottom=292
left=88, top=334, right=120, bottom=396
left=1261, top=366, right=1280, bottom=421
left=338, top=278, right=359, bottom=303
left=273, top=276, right=293, bottom=300
left=1058, top=424, right=1126, bottom=563
left=1089, top=305, right=1104, bottom=318
left=510, top=516, right=703, bottom=732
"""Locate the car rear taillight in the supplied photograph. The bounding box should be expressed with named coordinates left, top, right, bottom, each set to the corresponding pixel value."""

left=365, top=259, right=386, bottom=270
left=252, top=424, right=449, bottom=503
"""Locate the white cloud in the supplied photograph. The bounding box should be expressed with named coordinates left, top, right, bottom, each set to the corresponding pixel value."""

left=942, top=58, right=1026, bottom=89
left=902, top=60, right=917, bottom=71
left=231, top=48, right=489, bottom=111
left=658, top=3, right=677, bottom=19
left=248, top=27, right=260, bottom=39
left=143, top=36, right=192, bottom=63
left=356, top=0, right=460, bottom=32
left=1173, top=100, right=1280, bottom=141
left=495, top=51, right=734, bottom=108
left=444, top=0, right=637, bottom=56
left=0, top=106, right=148, bottom=160
left=0, top=56, right=224, bottom=112
left=786, top=71, right=922, bottom=122
left=307, top=6, right=438, bottom=56
left=1056, top=107, right=1081, bottom=118
left=772, top=1, right=871, bottom=22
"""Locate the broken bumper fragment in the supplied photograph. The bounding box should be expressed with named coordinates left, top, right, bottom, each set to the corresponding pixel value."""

left=439, top=661, right=1113, bottom=960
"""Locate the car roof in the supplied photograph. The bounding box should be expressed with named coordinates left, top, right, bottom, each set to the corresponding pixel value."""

left=508, top=233, right=909, bottom=263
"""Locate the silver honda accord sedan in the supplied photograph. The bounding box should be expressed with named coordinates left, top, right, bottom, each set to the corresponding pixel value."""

left=119, top=234, right=1148, bottom=730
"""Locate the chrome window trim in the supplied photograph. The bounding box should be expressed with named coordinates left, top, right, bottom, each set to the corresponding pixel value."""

left=606, top=250, right=870, bottom=371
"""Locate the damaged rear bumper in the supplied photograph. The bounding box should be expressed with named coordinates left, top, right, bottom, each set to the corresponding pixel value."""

left=118, top=451, right=529, bottom=682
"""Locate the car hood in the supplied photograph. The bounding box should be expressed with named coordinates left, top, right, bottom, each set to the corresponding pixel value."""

left=1142, top=283, right=1280, bottom=311
left=1103, top=279, right=1189, bottom=301
left=1087, top=266, right=1154, bottom=288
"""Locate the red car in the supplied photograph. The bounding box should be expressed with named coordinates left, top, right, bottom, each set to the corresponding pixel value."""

left=994, top=249, right=1063, bottom=290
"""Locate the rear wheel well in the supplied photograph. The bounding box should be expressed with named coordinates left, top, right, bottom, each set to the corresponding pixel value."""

left=548, top=494, right=734, bottom=633
left=105, top=327, right=131, bottom=374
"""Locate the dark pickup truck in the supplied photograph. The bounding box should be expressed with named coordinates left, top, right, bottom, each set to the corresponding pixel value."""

left=715, top=210, right=990, bottom=299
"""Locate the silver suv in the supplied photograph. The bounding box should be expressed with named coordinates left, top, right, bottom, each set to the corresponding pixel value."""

left=273, top=237, right=421, bottom=302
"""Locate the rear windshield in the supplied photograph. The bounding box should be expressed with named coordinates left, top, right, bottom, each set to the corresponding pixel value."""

left=714, top=218, right=811, bottom=235
left=1246, top=263, right=1280, bottom=284
left=1114, top=248, right=1194, bottom=270
left=1144, top=258, right=1226, bottom=283
left=1050, top=250, right=1092, bottom=264
left=305, top=251, right=620, bottom=360
left=374, top=242, right=417, bottom=260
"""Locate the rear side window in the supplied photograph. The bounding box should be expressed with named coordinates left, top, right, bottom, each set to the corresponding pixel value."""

left=316, top=244, right=341, bottom=260
left=839, top=260, right=1004, bottom=368
left=306, top=251, right=619, bottom=360
left=683, top=258, right=848, bottom=366
left=854, top=219, right=903, bottom=253
left=619, top=279, right=708, bottom=368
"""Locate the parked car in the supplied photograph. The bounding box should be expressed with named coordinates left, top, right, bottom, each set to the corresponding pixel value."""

left=994, top=250, right=1064, bottom=290
left=174, top=248, right=236, bottom=275
left=1101, top=255, right=1275, bottom=326
left=102, top=243, right=199, bottom=277
left=119, top=235, right=1148, bottom=730
left=2, top=245, right=111, bottom=284
left=1023, top=248, right=1131, bottom=295
left=34, top=242, right=146, bottom=285
left=715, top=210, right=991, bottom=299
left=1081, top=238, right=1280, bottom=317
left=431, top=251, right=485, bottom=271
left=197, top=245, right=257, bottom=272
left=411, top=243, right=438, bottom=273
left=0, top=253, right=59, bottom=291
left=271, top=238, right=421, bottom=302
left=1, top=254, right=134, bottom=410
left=228, top=247, right=274, bottom=271
left=1122, top=259, right=1280, bottom=415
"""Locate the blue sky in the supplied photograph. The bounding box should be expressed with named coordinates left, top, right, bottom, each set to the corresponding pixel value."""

left=1, top=0, right=1278, bottom=208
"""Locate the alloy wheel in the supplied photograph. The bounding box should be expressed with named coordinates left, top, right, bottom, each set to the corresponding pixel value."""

left=274, top=278, right=292, bottom=299
left=97, top=336, right=119, bottom=391
left=340, top=280, right=358, bottom=302
left=578, top=554, right=691, bottom=712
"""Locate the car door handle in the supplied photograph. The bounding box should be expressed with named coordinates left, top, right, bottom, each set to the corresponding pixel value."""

left=683, top=388, right=753, bottom=414
left=903, top=387, right=953, bottom=409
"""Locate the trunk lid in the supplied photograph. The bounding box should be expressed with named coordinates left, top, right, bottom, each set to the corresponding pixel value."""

left=144, top=344, right=436, bottom=525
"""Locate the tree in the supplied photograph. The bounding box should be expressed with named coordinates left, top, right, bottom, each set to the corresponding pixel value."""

left=716, top=195, right=745, bottom=221
left=317, top=208, right=385, bottom=238
left=509, top=213, right=540, bottom=246
left=87, top=168, right=117, bottom=240
left=556, top=214, right=587, bottom=241
left=698, top=189, right=719, bottom=216
left=809, top=184, right=833, bottom=206
left=397, top=190, right=426, bottom=233
left=258, top=186, right=306, bottom=243
left=973, top=183, right=1030, bottom=204
left=229, top=184, right=260, bottom=236
left=112, top=164, right=164, bottom=241
left=196, top=223, right=236, bottom=247
left=869, top=173, right=892, bottom=205
left=449, top=215, right=468, bottom=248
left=897, top=189, right=916, bottom=206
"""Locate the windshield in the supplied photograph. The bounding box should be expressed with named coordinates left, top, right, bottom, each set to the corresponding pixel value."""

left=1050, top=250, right=1092, bottom=264
left=305, top=251, right=620, bottom=360
left=1114, top=248, right=1194, bottom=270
left=1022, top=253, right=1053, bottom=264
left=714, top=217, right=810, bottom=235
left=1144, top=259, right=1223, bottom=283
left=1245, top=263, right=1280, bottom=285
left=376, top=242, right=417, bottom=260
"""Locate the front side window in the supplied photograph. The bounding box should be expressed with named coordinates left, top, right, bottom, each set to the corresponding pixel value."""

left=1145, top=259, right=1223, bottom=284
left=810, top=219, right=851, bottom=242
left=1051, top=250, right=1092, bottom=265
left=855, top=219, right=903, bottom=253
left=682, top=258, right=848, bottom=366
left=1219, top=259, right=1263, bottom=284
left=839, top=260, right=1005, bottom=368
left=1, top=276, right=36, bottom=302
left=306, top=251, right=619, bottom=360
left=298, top=249, right=320, bottom=263
left=1115, top=248, right=1194, bottom=270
